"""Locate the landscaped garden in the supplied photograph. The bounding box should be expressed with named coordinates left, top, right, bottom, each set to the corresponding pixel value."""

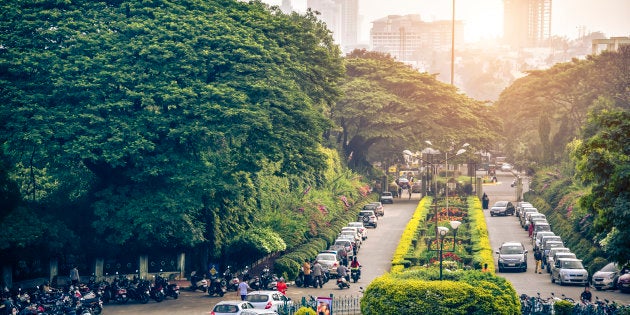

left=362, top=196, right=520, bottom=315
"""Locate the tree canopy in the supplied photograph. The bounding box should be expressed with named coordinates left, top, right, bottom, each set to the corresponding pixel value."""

left=0, top=0, right=344, bottom=260
left=333, top=50, right=500, bottom=170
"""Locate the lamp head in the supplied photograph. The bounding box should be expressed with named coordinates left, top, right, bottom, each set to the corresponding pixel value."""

left=437, top=226, right=449, bottom=237
left=455, top=148, right=467, bottom=156
left=425, top=140, right=433, bottom=146
left=449, top=220, right=462, bottom=230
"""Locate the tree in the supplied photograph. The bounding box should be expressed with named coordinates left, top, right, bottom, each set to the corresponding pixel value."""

left=574, top=104, right=630, bottom=264
left=0, top=0, right=343, bottom=259
left=333, top=50, right=499, bottom=170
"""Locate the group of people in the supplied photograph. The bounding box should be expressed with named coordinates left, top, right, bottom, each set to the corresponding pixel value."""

left=301, top=256, right=361, bottom=288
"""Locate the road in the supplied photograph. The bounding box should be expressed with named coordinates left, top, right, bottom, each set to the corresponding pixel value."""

left=103, top=172, right=630, bottom=314
left=484, top=170, right=630, bottom=305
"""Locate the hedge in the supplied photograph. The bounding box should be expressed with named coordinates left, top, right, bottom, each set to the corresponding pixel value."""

left=468, top=197, right=495, bottom=272
left=391, top=197, right=431, bottom=270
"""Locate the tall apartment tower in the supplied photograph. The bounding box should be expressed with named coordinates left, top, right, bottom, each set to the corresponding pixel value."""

left=307, top=0, right=359, bottom=52
left=503, top=0, right=552, bottom=48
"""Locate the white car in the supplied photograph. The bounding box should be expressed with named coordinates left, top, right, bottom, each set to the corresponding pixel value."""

left=501, top=163, right=513, bottom=171
left=246, top=290, right=293, bottom=312
left=379, top=192, right=394, bottom=204
left=212, top=300, right=257, bottom=315
left=347, top=222, right=368, bottom=240
left=551, top=258, right=588, bottom=286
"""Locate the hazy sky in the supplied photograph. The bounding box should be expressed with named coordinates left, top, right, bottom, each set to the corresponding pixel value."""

left=261, top=0, right=630, bottom=43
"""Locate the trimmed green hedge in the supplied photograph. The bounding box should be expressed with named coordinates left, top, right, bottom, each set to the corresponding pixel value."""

left=361, top=271, right=520, bottom=315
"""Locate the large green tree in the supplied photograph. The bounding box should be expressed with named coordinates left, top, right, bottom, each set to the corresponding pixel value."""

left=333, top=50, right=499, bottom=170
left=0, top=0, right=343, bottom=259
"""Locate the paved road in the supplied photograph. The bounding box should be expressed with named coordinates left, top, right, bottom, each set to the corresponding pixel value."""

left=484, top=170, right=630, bottom=305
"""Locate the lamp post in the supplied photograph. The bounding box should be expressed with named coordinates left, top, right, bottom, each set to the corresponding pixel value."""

left=430, top=220, right=461, bottom=280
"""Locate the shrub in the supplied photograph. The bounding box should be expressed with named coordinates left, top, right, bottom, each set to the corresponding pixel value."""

left=361, top=272, right=520, bottom=315
left=294, top=306, right=317, bottom=315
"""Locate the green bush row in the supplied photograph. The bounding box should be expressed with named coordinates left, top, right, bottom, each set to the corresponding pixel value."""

left=361, top=270, right=520, bottom=315
left=467, top=197, right=495, bottom=272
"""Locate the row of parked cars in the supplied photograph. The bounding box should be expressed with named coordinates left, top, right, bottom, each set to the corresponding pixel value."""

left=494, top=200, right=630, bottom=291
left=493, top=200, right=589, bottom=286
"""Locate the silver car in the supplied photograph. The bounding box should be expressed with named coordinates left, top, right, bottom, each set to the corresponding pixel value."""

left=551, top=258, right=588, bottom=286
left=592, top=262, right=620, bottom=290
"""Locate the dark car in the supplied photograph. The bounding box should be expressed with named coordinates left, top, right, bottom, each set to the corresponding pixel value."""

left=490, top=201, right=515, bottom=216
left=496, top=241, right=528, bottom=272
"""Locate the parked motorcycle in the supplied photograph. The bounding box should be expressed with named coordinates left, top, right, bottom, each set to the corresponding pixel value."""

left=189, top=271, right=208, bottom=292
left=223, top=266, right=239, bottom=291
left=110, top=273, right=129, bottom=304
left=241, top=265, right=252, bottom=283
left=126, top=279, right=150, bottom=304
left=155, top=272, right=179, bottom=299
left=208, top=275, right=226, bottom=297
left=149, top=275, right=165, bottom=302
left=249, top=275, right=262, bottom=291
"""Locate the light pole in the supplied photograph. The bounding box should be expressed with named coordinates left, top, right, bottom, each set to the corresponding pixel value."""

left=431, top=220, right=461, bottom=280
left=425, top=141, right=469, bottom=222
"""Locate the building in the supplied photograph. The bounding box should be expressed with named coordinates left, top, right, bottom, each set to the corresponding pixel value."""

left=503, top=0, right=552, bottom=48
left=592, top=37, right=630, bottom=54
left=280, top=0, right=293, bottom=13
left=370, top=14, right=464, bottom=62
left=307, top=0, right=359, bottom=52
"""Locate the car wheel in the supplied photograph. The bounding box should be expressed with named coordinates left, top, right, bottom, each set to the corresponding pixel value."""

left=551, top=276, right=555, bottom=283
left=490, top=213, right=494, bottom=217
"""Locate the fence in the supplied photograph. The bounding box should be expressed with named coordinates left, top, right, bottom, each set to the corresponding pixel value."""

left=278, top=294, right=362, bottom=315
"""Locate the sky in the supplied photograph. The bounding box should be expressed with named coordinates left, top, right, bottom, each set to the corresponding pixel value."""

left=261, top=0, right=630, bottom=43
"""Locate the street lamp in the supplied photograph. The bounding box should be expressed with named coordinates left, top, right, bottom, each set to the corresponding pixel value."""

left=430, top=220, right=461, bottom=280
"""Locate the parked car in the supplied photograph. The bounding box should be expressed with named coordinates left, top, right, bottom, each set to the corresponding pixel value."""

left=538, top=235, right=562, bottom=252
left=490, top=201, right=515, bottom=216
left=246, top=290, right=293, bottom=312
left=551, top=258, right=588, bottom=286
left=338, top=230, right=361, bottom=248
left=347, top=222, right=368, bottom=240
left=341, top=227, right=363, bottom=244
left=519, top=208, right=539, bottom=227
left=523, top=212, right=546, bottom=230
left=316, top=252, right=341, bottom=277
left=332, top=239, right=354, bottom=260
left=533, top=231, right=555, bottom=250
left=516, top=202, right=533, bottom=217
left=379, top=192, right=394, bottom=204
left=618, top=266, right=630, bottom=293
left=368, top=202, right=385, bottom=216
left=542, top=241, right=565, bottom=264
left=358, top=210, right=378, bottom=228
left=212, top=300, right=257, bottom=315
left=532, top=222, right=551, bottom=239
left=592, top=262, right=620, bottom=291
left=496, top=241, right=528, bottom=272
left=546, top=247, right=571, bottom=273
left=501, top=163, right=513, bottom=172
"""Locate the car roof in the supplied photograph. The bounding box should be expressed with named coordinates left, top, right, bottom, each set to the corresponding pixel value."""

left=501, top=241, right=524, bottom=247
left=557, top=257, right=581, bottom=262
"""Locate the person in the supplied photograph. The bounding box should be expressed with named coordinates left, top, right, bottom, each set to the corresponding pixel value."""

left=408, top=188, right=412, bottom=200
left=276, top=277, right=287, bottom=295
left=534, top=249, right=543, bottom=274
left=397, top=186, right=402, bottom=199
left=302, top=259, right=312, bottom=287
left=69, top=266, right=80, bottom=286
left=482, top=193, right=489, bottom=210
left=482, top=263, right=489, bottom=272
left=580, top=286, right=592, bottom=304
left=311, top=260, right=323, bottom=288
left=337, top=263, right=349, bottom=281
left=338, top=247, right=348, bottom=266
left=238, top=279, right=251, bottom=301
left=350, top=256, right=361, bottom=279
left=528, top=221, right=534, bottom=238
left=317, top=301, right=331, bottom=315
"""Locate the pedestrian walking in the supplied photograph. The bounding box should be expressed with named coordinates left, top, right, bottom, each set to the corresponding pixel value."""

left=534, top=249, right=543, bottom=274
left=69, top=266, right=80, bottom=286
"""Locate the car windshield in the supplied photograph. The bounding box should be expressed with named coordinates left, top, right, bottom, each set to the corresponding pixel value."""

left=546, top=242, right=563, bottom=249
left=501, top=246, right=524, bottom=254
left=335, top=240, right=349, bottom=246
left=214, top=305, right=240, bottom=313
left=359, top=211, right=374, bottom=216
left=363, top=204, right=377, bottom=210
left=247, top=294, right=269, bottom=303
left=562, top=261, right=584, bottom=269
left=600, top=263, right=619, bottom=273
left=348, top=222, right=363, bottom=228
left=317, top=254, right=336, bottom=261
left=493, top=201, right=508, bottom=207
left=382, top=192, right=392, bottom=196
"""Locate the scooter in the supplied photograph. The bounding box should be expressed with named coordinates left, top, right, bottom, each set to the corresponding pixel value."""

left=189, top=271, right=208, bottom=292
left=351, top=267, right=361, bottom=283
left=337, top=276, right=350, bottom=289
left=208, top=276, right=226, bottom=297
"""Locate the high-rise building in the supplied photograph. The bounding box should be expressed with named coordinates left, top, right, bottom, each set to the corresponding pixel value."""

left=370, top=14, right=464, bottom=62
left=280, top=0, right=293, bottom=13
left=307, top=0, right=359, bottom=52
left=503, top=0, right=552, bottom=48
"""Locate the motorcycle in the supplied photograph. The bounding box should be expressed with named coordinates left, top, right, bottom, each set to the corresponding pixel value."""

left=110, top=273, right=129, bottom=304
left=189, top=271, right=208, bottom=292
left=351, top=267, right=361, bottom=283
left=223, top=266, right=239, bottom=292
left=241, top=266, right=252, bottom=283
left=126, top=279, right=150, bottom=304
left=155, top=273, right=179, bottom=300
left=208, top=276, right=226, bottom=297
left=337, top=276, right=350, bottom=289
left=260, top=266, right=274, bottom=290
left=249, top=275, right=262, bottom=291
left=149, top=275, right=165, bottom=302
